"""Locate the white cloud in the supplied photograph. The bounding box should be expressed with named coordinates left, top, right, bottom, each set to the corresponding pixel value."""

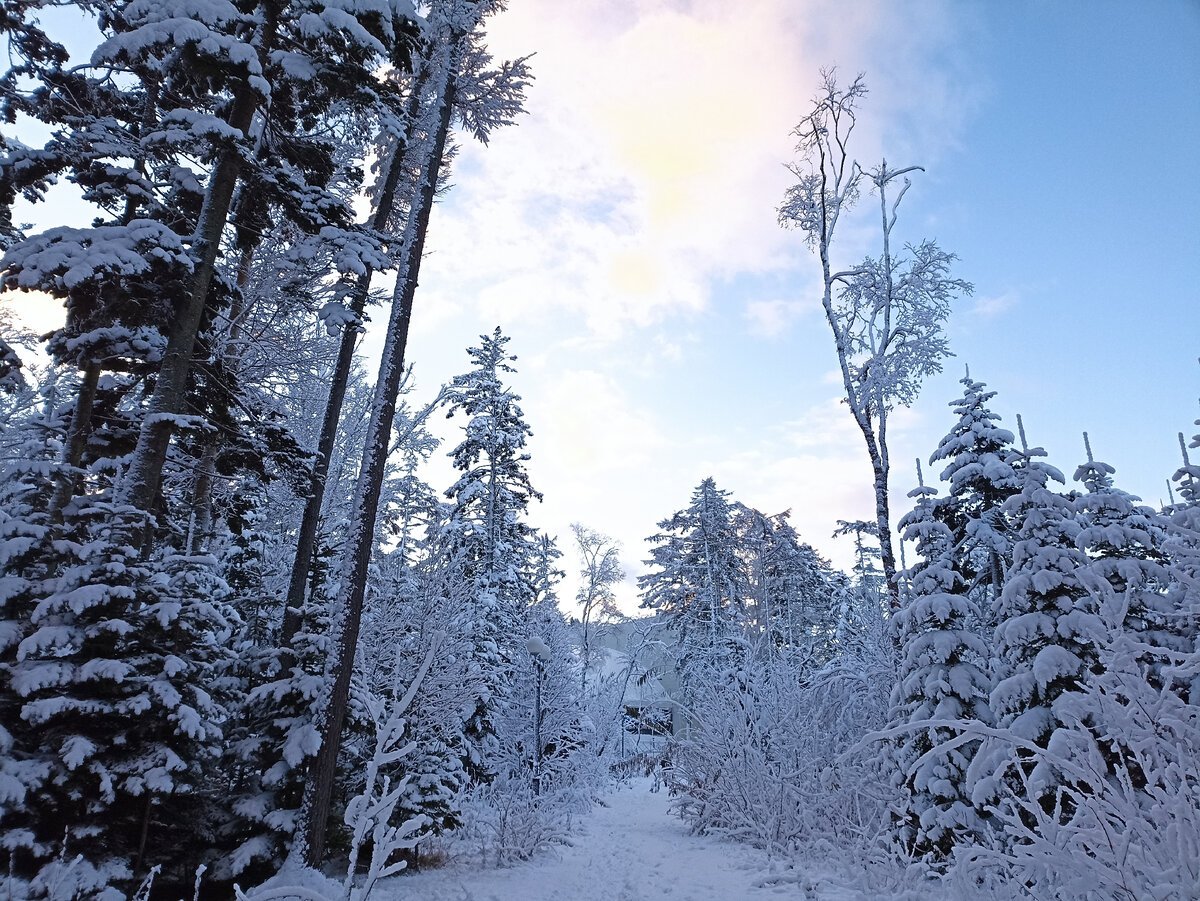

left=530, top=368, right=670, bottom=477
left=970, top=290, right=1019, bottom=318
left=420, top=0, right=981, bottom=341
left=744, top=298, right=816, bottom=338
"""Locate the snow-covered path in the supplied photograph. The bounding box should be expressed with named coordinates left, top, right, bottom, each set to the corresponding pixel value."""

left=376, top=779, right=798, bottom=901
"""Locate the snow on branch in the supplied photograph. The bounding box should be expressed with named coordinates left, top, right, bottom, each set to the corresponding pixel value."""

left=236, top=633, right=446, bottom=901
left=2, top=222, right=192, bottom=294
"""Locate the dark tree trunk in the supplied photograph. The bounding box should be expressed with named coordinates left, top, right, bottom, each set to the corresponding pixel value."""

left=298, top=60, right=459, bottom=868
left=187, top=437, right=219, bottom=554
left=50, top=359, right=99, bottom=518
left=118, top=8, right=279, bottom=521
left=279, top=81, right=420, bottom=648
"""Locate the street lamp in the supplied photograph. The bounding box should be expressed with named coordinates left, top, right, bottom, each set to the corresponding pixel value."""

left=526, top=636, right=551, bottom=796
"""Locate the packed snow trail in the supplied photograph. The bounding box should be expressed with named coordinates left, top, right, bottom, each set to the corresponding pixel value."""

left=377, top=778, right=818, bottom=901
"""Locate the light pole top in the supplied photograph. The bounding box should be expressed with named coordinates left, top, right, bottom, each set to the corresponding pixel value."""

left=526, top=636, right=551, bottom=662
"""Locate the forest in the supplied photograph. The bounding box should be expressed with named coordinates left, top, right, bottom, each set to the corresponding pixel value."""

left=1, top=0, right=1198, bottom=899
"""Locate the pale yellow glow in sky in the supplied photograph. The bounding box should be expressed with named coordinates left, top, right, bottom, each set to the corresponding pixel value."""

left=608, top=249, right=662, bottom=297
left=7, top=290, right=65, bottom=337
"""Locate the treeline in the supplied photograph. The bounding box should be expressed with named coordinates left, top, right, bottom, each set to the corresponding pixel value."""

left=644, top=374, right=1200, bottom=898
left=0, top=314, right=617, bottom=899
left=0, top=1, right=629, bottom=899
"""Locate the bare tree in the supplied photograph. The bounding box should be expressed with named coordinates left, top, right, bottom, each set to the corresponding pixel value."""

left=571, top=523, right=624, bottom=695
left=779, top=71, right=971, bottom=610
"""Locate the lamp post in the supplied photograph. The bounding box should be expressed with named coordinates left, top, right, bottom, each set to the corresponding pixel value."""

left=526, top=636, right=551, bottom=796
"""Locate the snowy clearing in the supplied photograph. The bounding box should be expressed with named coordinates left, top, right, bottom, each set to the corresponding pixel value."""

left=378, top=778, right=898, bottom=901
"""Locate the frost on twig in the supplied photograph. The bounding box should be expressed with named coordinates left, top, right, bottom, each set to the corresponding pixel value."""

left=237, top=633, right=445, bottom=901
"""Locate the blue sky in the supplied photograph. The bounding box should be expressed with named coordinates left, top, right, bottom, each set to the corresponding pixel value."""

left=6, top=0, right=1198, bottom=612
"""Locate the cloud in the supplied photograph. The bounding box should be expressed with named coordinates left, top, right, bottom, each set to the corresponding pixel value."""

left=969, top=290, right=1019, bottom=318
left=420, top=0, right=981, bottom=342
left=744, top=298, right=817, bottom=338
left=530, top=368, right=670, bottom=477
left=519, top=368, right=679, bottom=614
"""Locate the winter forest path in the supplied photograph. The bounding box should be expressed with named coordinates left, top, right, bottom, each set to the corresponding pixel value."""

left=377, top=778, right=802, bottom=901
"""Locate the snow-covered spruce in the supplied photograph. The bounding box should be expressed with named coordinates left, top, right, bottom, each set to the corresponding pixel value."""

left=1072, top=437, right=1191, bottom=687
left=9, top=502, right=234, bottom=896
left=927, top=374, right=1020, bottom=610
left=970, top=432, right=1100, bottom=832
left=887, top=470, right=992, bottom=862
left=639, top=477, right=749, bottom=694
left=439, top=327, right=544, bottom=786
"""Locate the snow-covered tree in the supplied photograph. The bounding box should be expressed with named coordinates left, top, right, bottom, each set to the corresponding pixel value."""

left=928, top=373, right=1020, bottom=609
left=888, top=461, right=992, bottom=861
left=639, top=478, right=748, bottom=690
left=736, top=506, right=836, bottom=662
left=831, top=518, right=888, bottom=657
left=962, top=588, right=1200, bottom=899
left=1166, top=425, right=1200, bottom=682
left=365, top=547, right=472, bottom=869
left=779, top=72, right=971, bottom=609
left=1072, top=435, right=1191, bottom=687
left=572, top=523, right=624, bottom=694
left=2, top=0, right=406, bottom=538
left=0, top=398, right=69, bottom=884
left=972, top=427, right=1102, bottom=830
left=7, top=506, right=235, bottom=895
left=433, top=327, right=543, bottom=789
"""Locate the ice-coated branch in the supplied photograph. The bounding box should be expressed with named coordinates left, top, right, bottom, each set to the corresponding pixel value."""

left=341, top=631, right=444, bottom=901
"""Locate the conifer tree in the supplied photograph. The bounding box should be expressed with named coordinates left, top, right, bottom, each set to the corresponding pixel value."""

left=975, top=425, right=1102, bottom=827
left=737, top=506, right=836, bottom=660
left=928, top=373, right=1020, bottom=608
left=3, top=0, right=408, bottom=530
left=1166, top=426, right=1200, bottom=665
left=889, top=462, right=991, bottom=860
left=0, top=399, right=68, bottom=882
left=1072, top=435, right=1190, bottom=685
left=8, top=508, right=235, bottom=895
left=441, top=327, right=543, bottom=785
left=832, top=518, right=888, bottom=657
left=639, top=478, right=748, bottom=690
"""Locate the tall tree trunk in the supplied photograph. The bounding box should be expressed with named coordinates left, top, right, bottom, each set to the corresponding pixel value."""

left=49, top=360, right=100, bottom=518
left=187, top=439, right=219, bottom=554
left=118, top=10, right=278, bottom=521
left=187, top=246, right=254, bottom=554
left=298, top=58, right=459, bottom=868
left=279, top=78, right=422, bottom=648
left=867, top=438, right=899, bottom=611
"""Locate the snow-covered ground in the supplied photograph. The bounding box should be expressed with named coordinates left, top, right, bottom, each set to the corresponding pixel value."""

left=373, top=778, right=911, bottom=901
